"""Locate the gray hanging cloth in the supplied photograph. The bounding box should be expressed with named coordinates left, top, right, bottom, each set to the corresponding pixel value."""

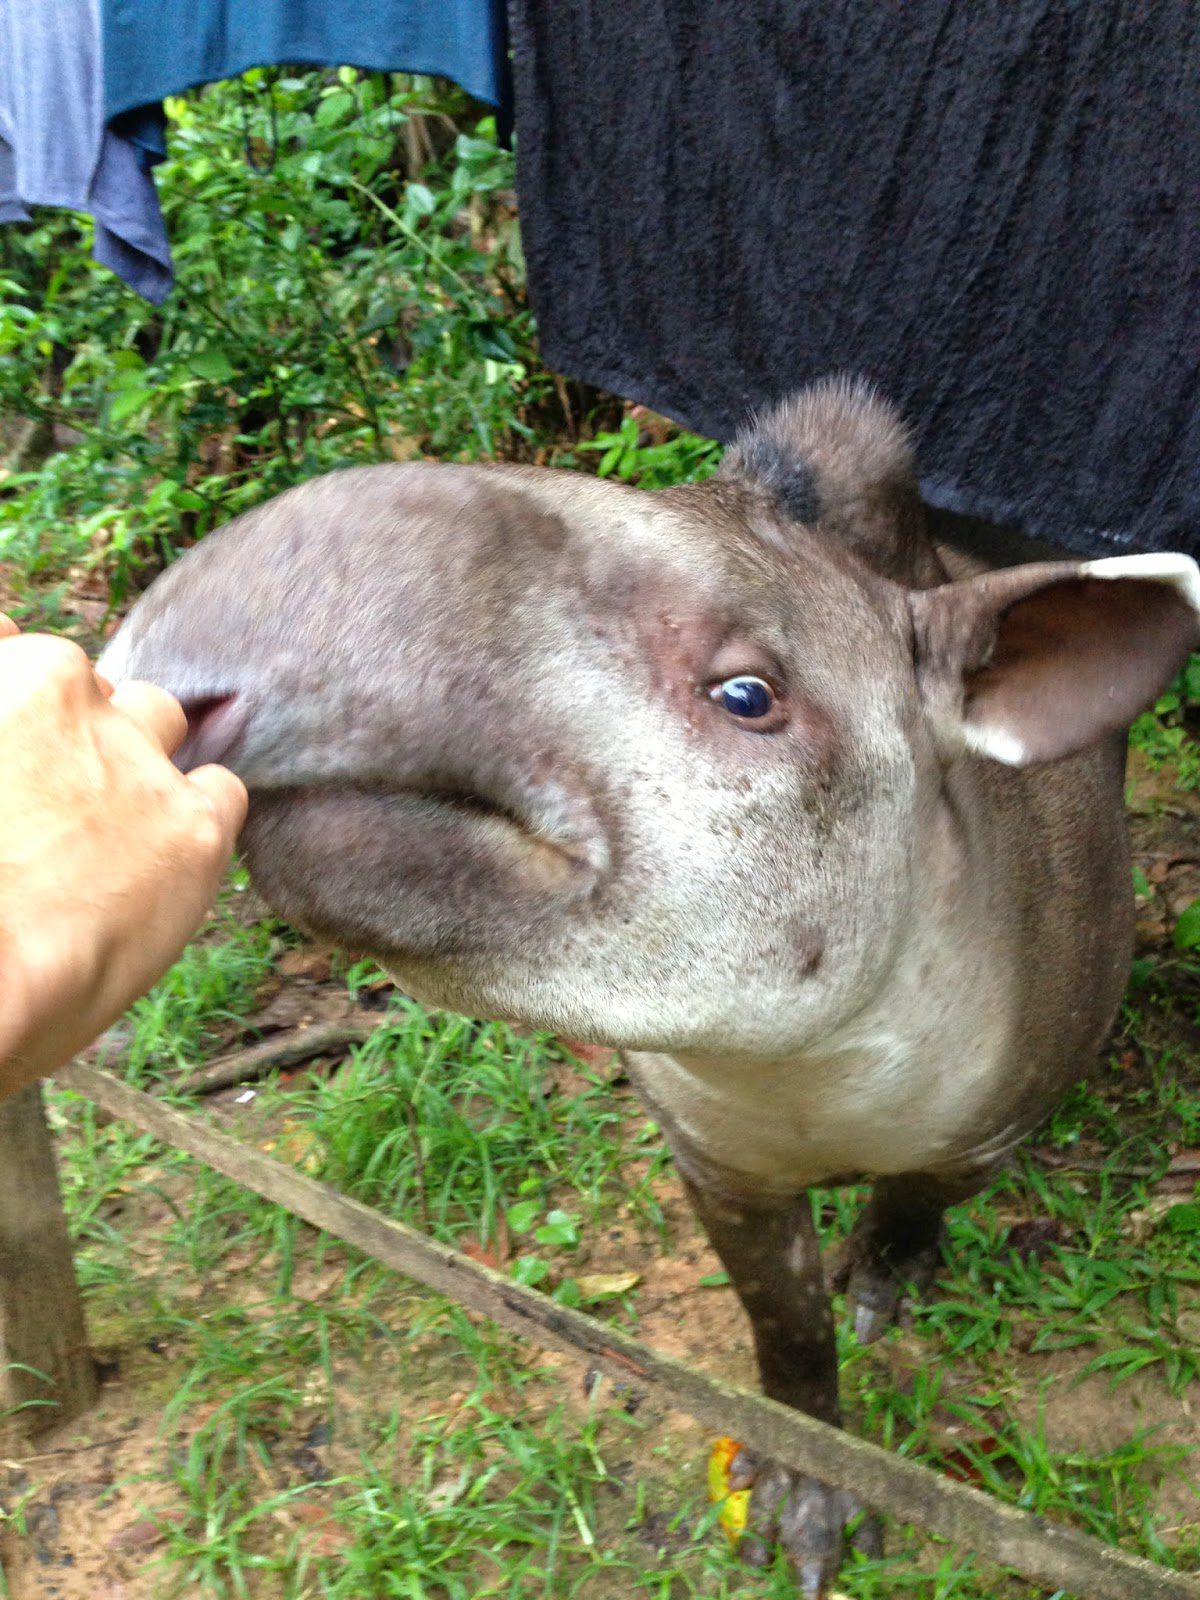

left=0, top=0, right=172, bottom=302
left=509, top=1, right=1200, bottom=559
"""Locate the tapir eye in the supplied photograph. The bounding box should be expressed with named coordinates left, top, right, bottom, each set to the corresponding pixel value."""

left=712, top=675, right=775, bottom=718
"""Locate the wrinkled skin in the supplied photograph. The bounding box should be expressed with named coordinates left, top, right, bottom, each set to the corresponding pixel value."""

left=99, top=381, right=1200, bottom=1593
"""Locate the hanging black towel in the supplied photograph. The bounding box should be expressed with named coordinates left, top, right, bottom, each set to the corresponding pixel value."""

left=509, top=1, right=1200, bottom=559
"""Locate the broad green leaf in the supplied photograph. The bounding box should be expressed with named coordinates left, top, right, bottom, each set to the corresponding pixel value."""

left=108, top=385, right=154, bottom=424
left=405, top=183, right=436, bottom=218
left=1173, top=897, right=1200, bottom=951
left=505, top=1200, right=541, bottom=1235
left=189, top=347, right=235, bottom=383
left=1161, top=1200, right=1200, bottom=1235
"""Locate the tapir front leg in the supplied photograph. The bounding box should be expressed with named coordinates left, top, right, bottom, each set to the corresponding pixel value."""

left=682, top=1179, right=881, bottom=1593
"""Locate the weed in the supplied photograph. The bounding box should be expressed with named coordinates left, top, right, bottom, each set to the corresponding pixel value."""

left=572, top=414, right=724, bottom=488
left=1128, top=657, right=1200, bottom=792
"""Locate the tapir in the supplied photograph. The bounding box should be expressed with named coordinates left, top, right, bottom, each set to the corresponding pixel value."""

left=99, top=378, right=1200, bottom=1593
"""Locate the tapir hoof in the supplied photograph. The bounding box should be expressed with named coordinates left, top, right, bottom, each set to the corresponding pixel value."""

left=847, top=1242, right=943, bottom=1344
left=827, top=1227, right=945, bottom=1345
left=728, top=1448, right=883, bottom=1594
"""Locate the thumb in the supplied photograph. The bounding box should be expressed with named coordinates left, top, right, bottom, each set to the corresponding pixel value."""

left=187, top=763, right=249, bottom=846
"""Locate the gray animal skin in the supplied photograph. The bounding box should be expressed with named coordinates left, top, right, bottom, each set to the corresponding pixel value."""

left=100, top=379, right=1200, bottom=1595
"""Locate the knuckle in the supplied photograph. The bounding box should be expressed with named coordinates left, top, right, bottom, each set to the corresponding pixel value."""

left=182, top=797, right=230, bottom=862
left=14, top=633, right=90, bottom=681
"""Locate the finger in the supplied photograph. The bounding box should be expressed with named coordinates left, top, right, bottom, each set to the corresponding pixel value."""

left=187, top=763, right=249, bottom=844
left=110, top=679, right=189, bottom=756
left=0, top=614, right=18, bottom=640
left=92, top=669, right=116, bottom=699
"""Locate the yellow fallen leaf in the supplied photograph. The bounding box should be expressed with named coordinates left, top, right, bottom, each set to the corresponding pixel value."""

left=707, top=1436, right=750, bottom=1545
left=575, top=1271, right=641, bottom=1301
left=276, top=1122, right=327, bottom=1176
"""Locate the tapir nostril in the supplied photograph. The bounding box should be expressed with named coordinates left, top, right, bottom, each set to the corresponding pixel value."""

left=173, top=693, right=248, bottom=774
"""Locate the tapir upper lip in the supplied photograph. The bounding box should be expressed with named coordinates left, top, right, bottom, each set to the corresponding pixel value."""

left=173, top=691, right=610, bottom=881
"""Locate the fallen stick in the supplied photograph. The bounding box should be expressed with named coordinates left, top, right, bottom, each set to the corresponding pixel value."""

left=174, top=1022, right=378, bottom=1096
left=1034, top=1151, right=1200, bottom=1180
left=56, top=1063, right=1200, bottom=1600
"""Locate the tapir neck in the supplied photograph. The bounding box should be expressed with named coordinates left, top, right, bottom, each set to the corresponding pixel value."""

left=625, top=779, right=1027, bottom=1200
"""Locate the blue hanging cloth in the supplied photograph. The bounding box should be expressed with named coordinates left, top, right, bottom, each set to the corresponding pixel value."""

left=102, top=0, right=512, bottom=135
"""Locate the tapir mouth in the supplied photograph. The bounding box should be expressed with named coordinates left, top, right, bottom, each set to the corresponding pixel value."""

left=174, top=693, right=249, bottom=773
left=173, top=693, right=610, bottom=891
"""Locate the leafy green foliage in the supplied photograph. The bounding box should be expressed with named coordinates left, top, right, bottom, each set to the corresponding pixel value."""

left=0, top=70, right=552, bottom=610
left=1173, top=898, right=1200, bottom=953
left=573, top=414, right=723, bottom=488
left=1128, top=657, right=1200, bottom=792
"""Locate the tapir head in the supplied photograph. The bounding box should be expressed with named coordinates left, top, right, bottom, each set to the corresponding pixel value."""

left=100, top=380, right=1200, bottom=1057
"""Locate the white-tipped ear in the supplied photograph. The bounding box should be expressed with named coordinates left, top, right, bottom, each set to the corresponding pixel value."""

left=957, top=723, right=1030, bottom=767
left=1083, top=553, right=1200, bottom=614
left=910, top=555, right=1200, bottom=766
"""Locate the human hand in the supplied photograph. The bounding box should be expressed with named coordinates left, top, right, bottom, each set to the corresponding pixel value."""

left=0, top=617, right=248, bottom=1092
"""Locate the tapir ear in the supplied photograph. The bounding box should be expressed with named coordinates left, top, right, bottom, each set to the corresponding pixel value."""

left=909, top=554, right=1200, bottom=765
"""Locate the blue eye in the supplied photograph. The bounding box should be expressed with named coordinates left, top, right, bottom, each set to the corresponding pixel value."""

left=714, top=675, right=775, bottom=718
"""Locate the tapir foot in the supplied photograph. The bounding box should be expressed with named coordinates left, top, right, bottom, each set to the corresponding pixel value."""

left=728, top=1448, right=883, bottom=1594
left=826, top=1221, right=946, bottom=1344
left=846, top=1242, right=941, bottom=1343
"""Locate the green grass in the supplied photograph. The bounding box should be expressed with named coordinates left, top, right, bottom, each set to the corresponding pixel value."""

left=26, top=896, right=1198, bottom=1599
left=289, top=1007, right=668, bottom=1248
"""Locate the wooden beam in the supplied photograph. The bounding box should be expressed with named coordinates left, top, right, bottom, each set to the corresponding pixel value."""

left=58, top=1063, right=1199, bottom=1600
left=0, top=1085, right=96, bottom=1437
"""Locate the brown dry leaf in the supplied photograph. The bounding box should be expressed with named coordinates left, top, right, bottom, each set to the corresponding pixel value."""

left=426, top=1467, right=471, bottom=1511
left=461, top=1236, right=506, bottom=1270
left=387, top=433, right=424, bottom=462
left=1125, top=1194, right=1194, bottom=1243
left=107, top=1517, right=166, bottom=1552
left=293, top=1265, right=346, bottom=1304
left=289, top=1500, right=353, bottom=1557
left=291, top=1502, right=328, bottom=1526
left=276, top=946, right=334, bottom=982
left=555, top=1038, right=618, bottom=1075
left=114, top=1164, right=166, bottom=1195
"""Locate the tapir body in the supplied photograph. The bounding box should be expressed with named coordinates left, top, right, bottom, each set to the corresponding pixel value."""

left=100, top=381, right=1200, bottom=1591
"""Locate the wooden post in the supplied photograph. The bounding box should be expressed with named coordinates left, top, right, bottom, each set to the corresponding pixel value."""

left=0, top=1085, right=96, bottom=1437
